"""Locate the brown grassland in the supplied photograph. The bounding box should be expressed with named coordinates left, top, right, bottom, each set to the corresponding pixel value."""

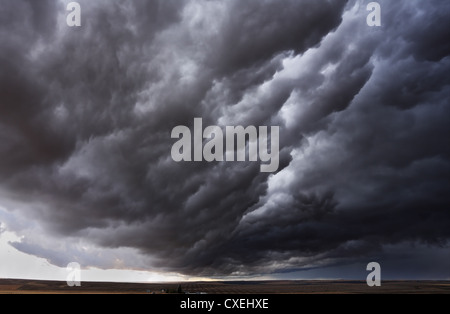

left=0, top=279, right=449, bottom=294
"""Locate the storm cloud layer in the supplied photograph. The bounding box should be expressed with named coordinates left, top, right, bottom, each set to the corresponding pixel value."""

left=0, top=0, right=449, bottom=278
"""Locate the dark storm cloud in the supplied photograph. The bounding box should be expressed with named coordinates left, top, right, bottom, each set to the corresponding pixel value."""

left=1, top=0, right=449, bottom=278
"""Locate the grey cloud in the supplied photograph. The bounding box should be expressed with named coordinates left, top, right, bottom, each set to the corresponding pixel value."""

left=0, top=0, right=449, bottom=279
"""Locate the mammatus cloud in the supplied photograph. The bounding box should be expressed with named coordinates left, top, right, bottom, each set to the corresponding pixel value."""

left=0, top=0, right=449, bottom=278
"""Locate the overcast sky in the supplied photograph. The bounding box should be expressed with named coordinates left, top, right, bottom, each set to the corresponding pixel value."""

left=0, top=0, right=449, bottom=281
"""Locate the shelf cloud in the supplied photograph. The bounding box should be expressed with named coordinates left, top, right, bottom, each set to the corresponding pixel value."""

left=0, top=0, right=449, bottom=278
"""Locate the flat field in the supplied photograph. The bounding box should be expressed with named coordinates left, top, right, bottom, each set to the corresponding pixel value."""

left=0, top=279, right=449, bottom=294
